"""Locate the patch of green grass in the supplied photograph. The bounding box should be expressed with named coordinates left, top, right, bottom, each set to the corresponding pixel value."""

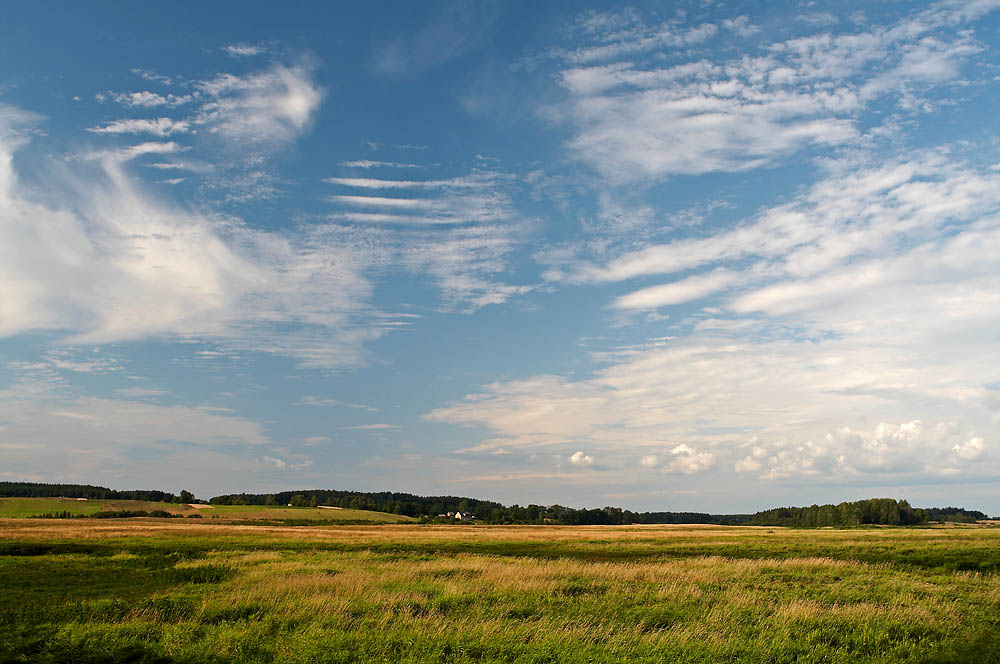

left=201, top=504, right=413, bottom=522
left=0, top=498, right=104, bottom=518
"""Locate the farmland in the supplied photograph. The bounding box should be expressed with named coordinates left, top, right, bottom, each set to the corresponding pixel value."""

left=0, top=497, right=413, bottom=524
left=2, top=520, right=999, bottom=662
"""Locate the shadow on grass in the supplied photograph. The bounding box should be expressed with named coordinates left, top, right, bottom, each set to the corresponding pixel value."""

left=918, top=626, right=1000, bottom=664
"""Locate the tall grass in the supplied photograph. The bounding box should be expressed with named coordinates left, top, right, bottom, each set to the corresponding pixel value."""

left=1, top=520, right=999, bottom=662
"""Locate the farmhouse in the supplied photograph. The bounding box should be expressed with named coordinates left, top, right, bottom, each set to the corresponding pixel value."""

left=435, top=511, right=477, bottom=521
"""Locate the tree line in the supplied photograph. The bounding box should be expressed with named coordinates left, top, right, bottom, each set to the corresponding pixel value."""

left=3, top=483, right=992, bottom=526
left=746, top=498, right=989, bottom=527
left=207, top=489, right=755, bottom=524
left=0, top=481, right=195, bottom=504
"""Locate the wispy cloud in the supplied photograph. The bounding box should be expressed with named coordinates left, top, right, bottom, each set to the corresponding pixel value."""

left=116, top=141, right=189, bottom=161
left=324, top=166, right=532, bottom=310
left=223, top=43, right=267, bottom=57
left=551, top=1, right=996, bottom=182
left=340, top=160, right=423, bottom=169
left=294, top=396, right=377, bottom=411
left=370, top=1, right=500, bottom=76
left=1, top=109, right=380, bottom=368
left=193, top=63, right=323, bottom=148
left=87, top=118, right=190, bottom=136
left=613, top=270, right=743, bottom=310
left=85, top=62, right=325, bottom=203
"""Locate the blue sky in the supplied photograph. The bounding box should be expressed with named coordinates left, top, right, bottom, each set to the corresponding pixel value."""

left=2, top=0, right=1000, bottom=513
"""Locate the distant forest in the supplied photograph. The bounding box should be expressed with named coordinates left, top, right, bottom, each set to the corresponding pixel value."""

left=211, top=489, right=752, bottom=525
left=1, top=482, right=991, bottom=526
left=0, top=481, right=183, bottom=504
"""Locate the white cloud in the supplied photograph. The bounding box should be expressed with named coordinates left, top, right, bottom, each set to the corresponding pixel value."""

left=224, top=43, right=265, bottom=57
left=556, top=17, right=718, bottom=65
left=193, top=64, right=323, bottom=147
left=323, top=175, right=491, bottom=189
left=569, top=450, right=594, bottom=466
left=41, top=348, right=121, bottom=374
left=260, top=455, right=312, bottom=470
left=340, top=160, right=423, bottom=169
left=563, top=151, right=1000, bottom=288
left=117, top=141, right=188, bottom=161
left=324, top=168, right=531, bottom=311
left=294, top=396, right=377, bottom=411
left=115, top=387, right=167, bottom=398
left=667, top=444, right=715, bottom=474
left=722, top=16, right=760, bottom=37
left=552, top=2, right=994, bottom=182
left=427, top=152, right=1000, bottom=481
left=1, top=109, right=379, bottom=368
left=639, top=454, right=659, bottom=468
left=953, top=435, right=985, bottom=460
left=110, top=91, right=193, bottom=107
left=614, top=269, right=742, bottom=310
left=87, top=118, right=190, bottom=136
left=0, top=376, right=268, bottom=453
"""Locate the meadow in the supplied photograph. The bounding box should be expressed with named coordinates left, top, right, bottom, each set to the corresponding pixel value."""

left=0, top=497, right=413, bottom=524
left=1, top=519, right=999, bottom=663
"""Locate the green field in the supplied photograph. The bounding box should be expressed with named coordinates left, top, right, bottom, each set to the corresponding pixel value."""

left=197, top=504, right=413, bottom=523
left=0, top=497, right=412, bottom=523
left=0, top=498, right=105, bottom=518
left=2, top=520, right=999, bottom=663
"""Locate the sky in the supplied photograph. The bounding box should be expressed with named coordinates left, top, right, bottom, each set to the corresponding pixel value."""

left=1, top=0, right=999, bottom=514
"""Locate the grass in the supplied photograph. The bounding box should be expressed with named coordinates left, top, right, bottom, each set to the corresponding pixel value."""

left=0, top=498, right=104, bottom=518
left=0, top=497, right=413, bottom=524
left=1, top=520, right=999, bottom=663
left=199, top=504, right=412, bottom=523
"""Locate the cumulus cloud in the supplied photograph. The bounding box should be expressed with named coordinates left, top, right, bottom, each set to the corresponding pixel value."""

left=953, top=436, right=985, bottom=460
left=666, top=444, right=715, bottom=474
left=569, top=450, right=594, bottom=466
left=260, top=455, right=312, bottom=470
left=735, top=421, right=990, bottom=479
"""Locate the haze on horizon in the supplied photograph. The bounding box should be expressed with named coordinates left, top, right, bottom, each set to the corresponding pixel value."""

left=1, top=0, right=999, bottom=514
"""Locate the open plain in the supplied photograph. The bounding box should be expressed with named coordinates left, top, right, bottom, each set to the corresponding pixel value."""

left=2, top=519, right=999, bottom=663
